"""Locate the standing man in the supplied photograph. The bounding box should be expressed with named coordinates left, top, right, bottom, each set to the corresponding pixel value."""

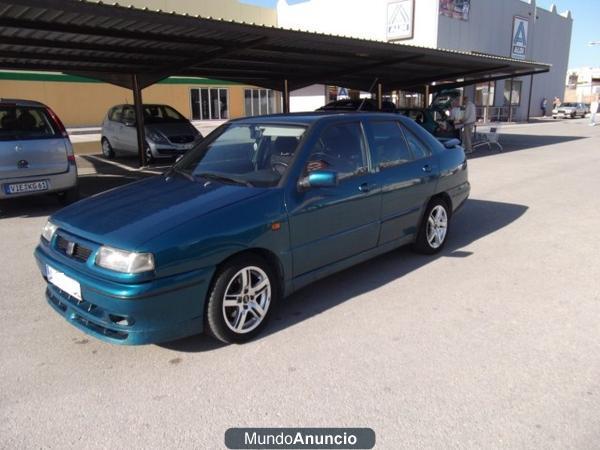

left=553, top=96, right=561, bottom=111
left=590, top=95, right=599, bottom=127
left=541, top=97, right=548, bottom=117
left=461, top=96, right=476, bottom=153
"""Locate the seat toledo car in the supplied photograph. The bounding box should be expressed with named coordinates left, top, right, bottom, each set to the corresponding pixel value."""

left=1, top=99, right=78, bottom=203
left=35, top=112, right=470, bottom=345
left=101, top=103, right=202, bottom=163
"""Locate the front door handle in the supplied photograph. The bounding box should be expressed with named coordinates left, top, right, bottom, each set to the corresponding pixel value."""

left=422, top=164, right=432, bottom=173
left=359, top=182, right=370, bottom=193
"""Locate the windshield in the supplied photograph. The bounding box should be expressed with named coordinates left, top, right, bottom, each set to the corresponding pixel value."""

left=143, top=105, right=187, bottom=123
left=561, top=103, right=576, bottom=107
left=173, top=123, right=307, bottom=188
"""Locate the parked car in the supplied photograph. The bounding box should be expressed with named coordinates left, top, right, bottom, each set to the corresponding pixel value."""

left=101, top=104, right=202, bottom=163
left=317, top=98, right=398, bottom=113
left=0, top=99, right=78, bottom=203
left=398, top=90, right=462, bottom=140
left=35, top=112, right=470, bottom=345
left=552, top=102, right=587, bottom=119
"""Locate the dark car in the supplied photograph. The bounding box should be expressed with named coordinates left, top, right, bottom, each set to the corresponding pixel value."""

left=35, top=112, right=470, bottom=345
left=317, top=98, right=398, bottom=113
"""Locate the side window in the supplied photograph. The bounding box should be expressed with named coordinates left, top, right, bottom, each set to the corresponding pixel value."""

left=401, top=126, right=432, bottom=160
left=108, top=106, right=123, bottom=122
left=368, top=121, right=413, bottom=169
left=305, top=122, right=367, bottom=179
left=121, top=106, right=135, bottom=124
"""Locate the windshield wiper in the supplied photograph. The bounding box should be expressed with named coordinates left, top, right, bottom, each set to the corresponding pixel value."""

left=197, top=172, right=253, bottom=187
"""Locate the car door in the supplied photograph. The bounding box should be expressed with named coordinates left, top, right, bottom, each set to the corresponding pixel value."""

left=364, top=119, right=439, bottom=245
left=286, top=121, right=381, bottom=277
left=119, top=106, right=138, bottom=153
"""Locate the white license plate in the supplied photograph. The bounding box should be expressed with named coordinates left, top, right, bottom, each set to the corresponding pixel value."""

left=47, top=265, right=82, bottom=301
left=5, top=180, right=49, bottom=194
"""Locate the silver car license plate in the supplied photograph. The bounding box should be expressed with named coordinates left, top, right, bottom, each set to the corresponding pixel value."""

left=5, top=180, right=49, bottom=194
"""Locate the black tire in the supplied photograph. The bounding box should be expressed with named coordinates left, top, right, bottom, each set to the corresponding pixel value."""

left=57, top=185, right=80, bottom=206
left=205, top=254, right=278, bottom=344
left=101, top=137, right=115, bottom=159
left=413, top=197, right=451, bottom=255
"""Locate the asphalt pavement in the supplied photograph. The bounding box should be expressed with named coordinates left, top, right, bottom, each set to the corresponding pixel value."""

left=1, top=118, right=599, bottom=449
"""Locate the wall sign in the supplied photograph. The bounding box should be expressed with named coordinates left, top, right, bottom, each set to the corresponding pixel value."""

left=439, top=0, right=470, bottom=21
left=511, top=16, right=529, bottom=59
left=386, top=0, right=414, bottom=41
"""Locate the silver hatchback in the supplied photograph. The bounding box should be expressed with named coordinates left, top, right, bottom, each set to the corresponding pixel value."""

left=0, top=99, right=78, bottom=202
left=101, top=104, right=202, bottom=163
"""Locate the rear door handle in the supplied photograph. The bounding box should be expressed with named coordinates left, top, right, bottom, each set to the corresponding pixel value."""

left=422, top=164, right=432, bottom=173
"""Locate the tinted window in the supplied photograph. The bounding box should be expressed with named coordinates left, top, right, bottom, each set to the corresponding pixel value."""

left=369, top=121, right=413, bottom=169
left=402, top=126, right=431, bottom=160
left=0, top=106, right=58, bottom=141
left=306, top=122, right=367, bottom=179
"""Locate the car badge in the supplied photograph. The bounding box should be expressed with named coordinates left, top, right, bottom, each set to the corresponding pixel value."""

left=17, top=159, right=28, bottom=169
left=66, top=241, right=76, bottom=256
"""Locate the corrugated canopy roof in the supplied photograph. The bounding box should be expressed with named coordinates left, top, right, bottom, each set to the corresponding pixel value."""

left=0, top=0, right=551, bottom=92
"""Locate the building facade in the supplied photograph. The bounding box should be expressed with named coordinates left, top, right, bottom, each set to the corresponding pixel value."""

left=0, top=0, right=573, bottom=126
left=278, top=0, right=573, bottom=121
left=564, top=67, right=600, bottom=103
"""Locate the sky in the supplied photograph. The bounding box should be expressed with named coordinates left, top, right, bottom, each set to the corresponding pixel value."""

left=241, top=0, right=599, bottom=68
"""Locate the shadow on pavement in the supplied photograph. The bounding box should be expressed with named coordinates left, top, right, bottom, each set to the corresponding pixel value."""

left=163, top=198, right=528, bottom=352
left=468, top=133, right=587, bottom=159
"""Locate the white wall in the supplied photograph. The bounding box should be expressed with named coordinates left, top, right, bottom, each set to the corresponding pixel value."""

left=289, top=84, right=326, bottom=112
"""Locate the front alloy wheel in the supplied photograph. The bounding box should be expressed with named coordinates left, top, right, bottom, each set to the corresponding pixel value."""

left=206, top=255, right=277, bottom=343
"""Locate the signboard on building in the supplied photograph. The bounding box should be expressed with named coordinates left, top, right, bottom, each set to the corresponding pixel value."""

left=511, top=16, right=529, bottom=60
left=386, top=0, right=414, bottom=41
left=439, top=0, right=470, bottom=21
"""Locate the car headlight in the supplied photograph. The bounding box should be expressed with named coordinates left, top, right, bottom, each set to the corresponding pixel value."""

left=41, top=220, right=58, bottom=243
left=146, top=129, right=168, bottom=144
left=95, top=246, right=155, bottom=273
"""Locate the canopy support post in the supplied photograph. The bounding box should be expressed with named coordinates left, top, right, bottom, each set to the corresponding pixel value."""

left=282, top=79, right=290, bottom=113
left=376, top=83, right=383, bottom=110
left=423, top=84, right=430, bottom=108
left=507, top=78, right=514, bottom=122
left=132, top=73, right=146, bottom=167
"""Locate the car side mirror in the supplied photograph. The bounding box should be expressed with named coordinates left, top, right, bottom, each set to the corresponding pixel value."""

left=298, top=170, right=338, bottom=190
left=442, top=138, right=461, bottom=149
left=123, top=119, right=136, bottom=127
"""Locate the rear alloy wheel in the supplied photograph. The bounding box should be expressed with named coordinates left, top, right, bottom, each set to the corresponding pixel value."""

left=101, top=138, right=115, bottom=159
left=206, top=255, right=277, bottom=344
left=413, top=198, right=450, bottom=254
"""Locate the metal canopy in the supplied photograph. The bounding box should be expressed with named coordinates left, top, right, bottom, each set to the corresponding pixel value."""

left=0, top=0, right=550, bottom=93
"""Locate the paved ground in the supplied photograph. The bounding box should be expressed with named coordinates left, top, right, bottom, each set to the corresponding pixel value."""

left=1, top=119, right=599, bottom=449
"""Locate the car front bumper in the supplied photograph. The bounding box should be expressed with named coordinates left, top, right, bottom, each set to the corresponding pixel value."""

left=148, top=141, right=196, bottom=158
left=34, top=244, right=215, bottom=345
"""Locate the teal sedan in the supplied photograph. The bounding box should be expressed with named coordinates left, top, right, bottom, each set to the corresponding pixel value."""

left=34, top=112, right=470, bottom=345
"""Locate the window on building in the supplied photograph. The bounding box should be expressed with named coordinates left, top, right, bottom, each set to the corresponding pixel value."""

left=475, top=81, right=496, bottom=106
left=503, top=80, right=522, bottom=106
left=191, top=88, right=229, bottom=120
left=244, top=89, right=280, bottom=116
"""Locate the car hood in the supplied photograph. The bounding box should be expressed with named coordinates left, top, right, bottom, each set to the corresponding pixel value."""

left=146, top=122, right=198, bottom=137
left=52, top=175, right=267, bottom=250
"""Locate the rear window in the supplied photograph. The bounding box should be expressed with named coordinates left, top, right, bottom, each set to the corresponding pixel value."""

left=0, top=106, right=59, bottom=141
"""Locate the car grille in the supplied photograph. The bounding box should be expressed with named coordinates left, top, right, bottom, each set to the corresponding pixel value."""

left=55, top=235, right=93, bottom=262
left=169, top=135, right=194, bottom=144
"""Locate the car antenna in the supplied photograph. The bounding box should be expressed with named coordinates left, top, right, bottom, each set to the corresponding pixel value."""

left=357, top=77, right=379, bottom=112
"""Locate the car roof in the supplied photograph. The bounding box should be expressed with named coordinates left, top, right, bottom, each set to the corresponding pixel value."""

left=0, top=98, right=47, bottom=108
left=230, top=111, right=404, bottom=126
